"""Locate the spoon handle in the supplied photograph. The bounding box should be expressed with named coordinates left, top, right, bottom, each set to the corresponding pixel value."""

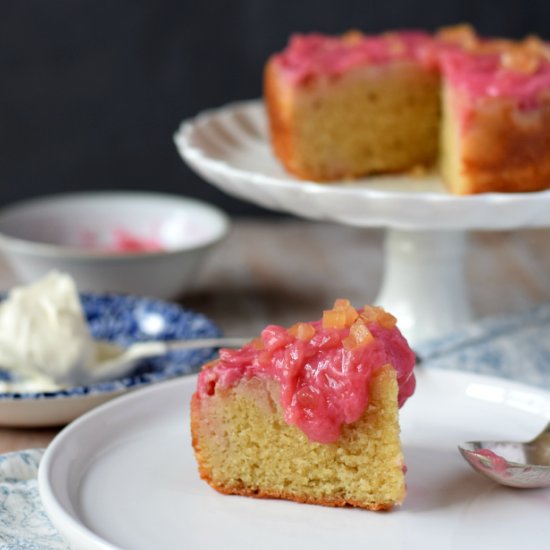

left=87, top=337, right=252, bottom=384
left=122, top=337, right=251, bottom=362
left=164, top=337, right=251, bottom=352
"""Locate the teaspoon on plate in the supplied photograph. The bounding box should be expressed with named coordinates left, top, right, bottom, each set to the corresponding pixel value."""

left=59, top=337, right=251, bottom=387
left=458, top=421, right=550, bottom=488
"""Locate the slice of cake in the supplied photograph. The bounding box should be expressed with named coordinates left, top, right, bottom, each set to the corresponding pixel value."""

left=264, top=32, right=441, bottom=181
left=439, top=30, right=550, bottom=194
left=190, top=300, right=416, bottom=510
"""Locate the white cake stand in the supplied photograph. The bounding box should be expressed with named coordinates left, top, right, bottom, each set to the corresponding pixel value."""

left=174, top=100, right=550, bottom=346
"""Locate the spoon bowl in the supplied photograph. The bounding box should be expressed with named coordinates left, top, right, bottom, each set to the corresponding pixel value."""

left=459, top=421, right=550, bottom=488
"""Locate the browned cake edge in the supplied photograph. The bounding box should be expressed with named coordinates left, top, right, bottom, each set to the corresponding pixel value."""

left=263, top=57, right=311, bottom=180
left=456, top=100, right=550, bottom=194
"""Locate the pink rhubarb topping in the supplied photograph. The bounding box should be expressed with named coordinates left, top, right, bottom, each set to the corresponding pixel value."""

left=274, top=25, right=550, bottom=110
left=273, top=31, right=436, bottom=85
left=197, top=300, right=416, bottom=444
left=441, top=48, right=550, bottom=109
left=437, top=25, right=550, bottom=108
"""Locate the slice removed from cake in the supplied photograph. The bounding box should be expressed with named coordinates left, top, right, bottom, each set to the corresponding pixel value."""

left=191, top=300, right=416, bottom=510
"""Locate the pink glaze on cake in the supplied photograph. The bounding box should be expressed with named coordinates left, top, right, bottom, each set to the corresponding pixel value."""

left=198, top=312, right=416, bottom=444
left=274, top=30, right=550, bottom=109
left=440, top=49, right=550, bottom=109
left=274, top=31, right=437, bottom=85
left=109, top=229, right=164, bottom=252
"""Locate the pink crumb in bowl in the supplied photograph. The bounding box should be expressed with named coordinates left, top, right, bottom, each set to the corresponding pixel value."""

left=77, top=228, right=165, bottom=253
left=75, top=220, right=215, bottom=254
left=108, top=229, right=164, bottom=252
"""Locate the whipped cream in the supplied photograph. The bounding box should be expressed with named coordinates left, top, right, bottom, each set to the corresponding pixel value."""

left=0, top=272, right=95, bottom=392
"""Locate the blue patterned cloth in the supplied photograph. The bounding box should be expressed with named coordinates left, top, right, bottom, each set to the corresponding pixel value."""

left=415, top=302, right=550, bottom=390
left=3, top=303, right=550, bottom=548
left=0, top=449, right=67, bottom=549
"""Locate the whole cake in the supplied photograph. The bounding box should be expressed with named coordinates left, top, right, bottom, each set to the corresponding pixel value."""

left=265, top=25, right=550, bottom=194
left=191, top=300, right=416, bottom=510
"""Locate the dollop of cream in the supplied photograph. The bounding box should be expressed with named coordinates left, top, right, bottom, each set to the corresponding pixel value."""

left=0, top=271, right=95, bottom=392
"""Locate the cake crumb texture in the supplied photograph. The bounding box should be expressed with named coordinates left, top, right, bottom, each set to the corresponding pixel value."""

left=265, top=58, right=440, bottom=181
left=191, top=365, right=406, bottom=510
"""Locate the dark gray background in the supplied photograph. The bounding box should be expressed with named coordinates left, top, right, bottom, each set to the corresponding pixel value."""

left=2, top=0, right=549, bottom=216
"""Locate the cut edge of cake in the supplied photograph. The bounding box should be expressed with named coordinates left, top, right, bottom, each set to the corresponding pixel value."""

left=191, top=364, right=406, bottom=510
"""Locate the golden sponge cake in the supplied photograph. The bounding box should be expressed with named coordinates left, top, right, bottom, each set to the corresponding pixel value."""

left=191, top=300, right=416, bottom=510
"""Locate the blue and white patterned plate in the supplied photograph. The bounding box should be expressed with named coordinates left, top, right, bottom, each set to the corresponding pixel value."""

left=0, top=293, right=220, bottom=427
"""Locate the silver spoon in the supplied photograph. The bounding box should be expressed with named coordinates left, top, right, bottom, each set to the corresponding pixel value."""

left=59, top=337, right=251, bottom=387
left=458, top=421, right=550, bottom=488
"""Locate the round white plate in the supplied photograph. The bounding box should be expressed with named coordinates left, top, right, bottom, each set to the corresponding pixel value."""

left=39, top=368, right=550, bottom=550
left=174, top=100, right=550, bottom=230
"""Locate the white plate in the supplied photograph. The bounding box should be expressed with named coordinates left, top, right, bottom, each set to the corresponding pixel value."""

left=39, top=368, right=550, bottom=550
left=174, top=100, right=550, bottom=230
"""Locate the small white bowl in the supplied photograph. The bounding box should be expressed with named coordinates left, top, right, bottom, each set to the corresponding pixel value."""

left=0, top=191, right=229, bottom=299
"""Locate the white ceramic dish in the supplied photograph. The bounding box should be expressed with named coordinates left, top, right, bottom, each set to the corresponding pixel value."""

left=39, top=368, right=550, bottom=550
left=0, top=191, right=229, bottom=300
left=174, top=100, right=550, bottom=231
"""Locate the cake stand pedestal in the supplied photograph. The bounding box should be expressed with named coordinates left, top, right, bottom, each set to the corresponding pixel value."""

left=175, top=100, right=550, bottom=347
left=375, top=229, right=471, bottom=344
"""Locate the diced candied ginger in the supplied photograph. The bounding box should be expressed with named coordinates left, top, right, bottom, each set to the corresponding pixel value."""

left=360, top=305, right=397, bottom=329
left=322, top=308, right=347, bottom=329
left=524, top=35, right=550, bottom=60
left=501, top=47, right=541, bottom=74
left=324, top=300, right=368, bottom=329
left=288, top=322, right=316, bottom=341
left=384, top=32, right=406, bottom=55
left=437, top=24, right=478, bottom=49
left=332, top=299, right=359, bottom=326
left=345, top=307, right=359, bottom=325
left=342, top=30, right=363, bottom=45
left=350, top=320, right=373, bottom=343
left=343, top=320, right=374, bottom=350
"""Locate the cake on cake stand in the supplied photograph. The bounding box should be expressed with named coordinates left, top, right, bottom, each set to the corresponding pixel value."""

left=174, top=100, right=550, bottom=346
